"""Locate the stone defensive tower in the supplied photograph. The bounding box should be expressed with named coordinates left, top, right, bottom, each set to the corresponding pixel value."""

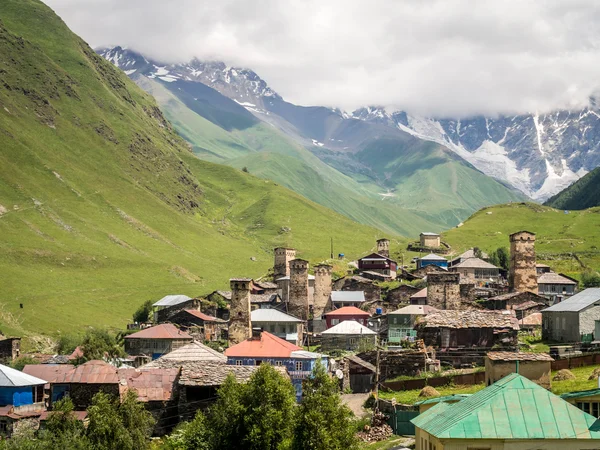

left=377, top=238, right=390, bottom=258
left=274, top=248, right=296, bottom=280
left=313, top=264, right=333, bottom=318
left=288, top=259, right=310, bottom=320
left=509, top=231, right=538, bottom=293
left=228, top=278, right=252, bottom=346
left=427, top=272, right=461, bottom=310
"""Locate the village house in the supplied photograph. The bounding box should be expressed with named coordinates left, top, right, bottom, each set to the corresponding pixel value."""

left=342, top=355, right=376, bottom=393
left=333, top=275, right=382, bottom=303
left=124, top=324, right=193, bottom=360
left=324, top=306, right=370, bottom=329
left=152, top=295, right=193, bottom=322
left=449, top=257, right=501, bottom=282
left=410, top=287, right=428, bottom=305
left=519, top=312, right=542, bottom=330
left=416, top=253, right=448, bottom=270
left=538, top=271, right=578, bottom=304
left=357, top=253, right=398, bottom=279
left=542, top=288, right=600, bottom=342
left=561, top=389, right=600, bottom=419
left=251, top=308, right=303, bottom=346
left=412, top=373, right=600, bottom=450
left=224, top=330, right=326, bottom=400
left=387, top=305, right=435, bottom=344
left=480, top=291, right=548, bottom=316
left=167, top=309, right=227, bottom=342
left=420, top=232, right=441, bottom=248
left=0, top=365, right=45, bottom=437
left=449, top=248, right=489, bottom=267
left=417, top=310, right=519, bottom=349
left=484, top=351, right=553, bottom=388
left=330, top=291, right=365, bottom=308
left=321, top=320, right=377, bottom=352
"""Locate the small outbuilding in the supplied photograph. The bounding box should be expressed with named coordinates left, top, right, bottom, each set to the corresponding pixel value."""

left=542, top=288, right=600, bottom=342
left=416, top=254, right=448, bottom=270
left=321, top=320, right=377, bottom=352
left=485, top=351, right=554, bottom=389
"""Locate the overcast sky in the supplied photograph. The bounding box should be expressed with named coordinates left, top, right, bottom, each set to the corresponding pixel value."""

left=45, top=0, right=600, bottom=117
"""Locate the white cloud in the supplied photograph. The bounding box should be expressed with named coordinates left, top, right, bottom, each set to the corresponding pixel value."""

left=44, top=0, right=600, bottom=117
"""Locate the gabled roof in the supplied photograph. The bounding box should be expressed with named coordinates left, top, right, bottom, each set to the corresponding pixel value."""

left=224, top=331, right=302, bottom=358
left=561, top=388, right=600, bottom=400
left=486, top=351, right=553, bottom=362
left=251, top=309, right=301, bottom=323
left=410, top=287, right=428, bottom=298
left=388, top=305, right=435, bottom=316
left=358, top=253, right=397, bottom=263
left=118, top=368, right=179, bottom=402
left=543, top=288, right=600, bottom=312
left=322, top=320, right=376, bottom=335
left=521, top=312, right=542, bottom=326
left=181, top=309, right=224, bottom=323
left=324, top=306, right=370, bottom=317
left=153, top=295, right=192, bottom=307
left=53, top=360, right=119, bottom=384
left=419, top=253, right=447, bottom=261
left=253, top=280, right=278, bottom=290
left=414, top=394, right=471, bottom=406
left=144, top=341, right=226, bottom=365
left=330, top=291, right=365, bottom=303
left=124, top=324, right=192, bottom=340
left=0, top=364, right=46, bottom=387
left=23, top=364, right=74, bottom=383
left=251, top=293, right=280, bottom=304
left=412, top=373, right=600, bottom=440
left=456, top=248, right=489, bottom=260
left=538, top=272, right=578, bottom=285
left=453, top=257, right=499, bottom=270
left=420, top=232, right=440, bottom=237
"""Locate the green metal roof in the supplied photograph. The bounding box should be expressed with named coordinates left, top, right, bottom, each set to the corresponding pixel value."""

left=414, top=394, right=471, bottom=407
left=411, top=373, right=600, bottom=440
left=560, top=388, right=600, bottom=400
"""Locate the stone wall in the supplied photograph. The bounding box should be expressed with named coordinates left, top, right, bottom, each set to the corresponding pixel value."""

left=313, top=264, right=332, bottom=318
left=427, top=273, right=461, bottom=309
left=289, top=259, right=310, bottom=320
left=357, top=350, right=428, bottom=380
left=0, top=338, right=20, bottom=361
left=228, top=278, right=252, bottom=345
left=385, top=285, right=419, bottom=308
left=274, top=248, right=296, bottom=279
left=509, top=231, right=538, bottom=293
left=334, top=276, right=381, bottom=303
left=485, top=359, right=551, bottom=389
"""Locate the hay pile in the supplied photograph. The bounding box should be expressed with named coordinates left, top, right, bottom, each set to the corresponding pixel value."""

left=553, top=369, right=575, bottom=381
left=588, top=368, right=600, bottom=380
left=419, top=386, right=441, bottom=397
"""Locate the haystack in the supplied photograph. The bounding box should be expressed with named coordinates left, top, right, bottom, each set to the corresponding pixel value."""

left=419, top=386, right=441, bottom=397
left=588, top=367, right=600, bottom=380
left=553, top=369, right=575, bottom=381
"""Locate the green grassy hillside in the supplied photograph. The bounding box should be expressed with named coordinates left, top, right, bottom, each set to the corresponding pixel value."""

left=0, top=0, right=387, bottom=344
left=544, top=167, right=600, bottom=210
left=441, top=203, right=600, bottom=277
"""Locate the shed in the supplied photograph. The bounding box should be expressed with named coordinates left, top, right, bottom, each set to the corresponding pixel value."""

left=321, top=320, right=376, bottom=352
left=542, top=288, right=600, bottom=342
left=484, top=351, right=553, bottom=388
left=0, top=365, right=45, bottom=407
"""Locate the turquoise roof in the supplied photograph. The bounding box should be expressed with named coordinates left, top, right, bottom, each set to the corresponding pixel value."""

left=412, top=373, right=600, bottom=440
left=560, top=388, right=600, bottom=400
left=413, top=394, right=471, bottom=407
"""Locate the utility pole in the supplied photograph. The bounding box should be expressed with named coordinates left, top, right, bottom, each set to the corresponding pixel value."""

left=330, top=237, right=334, bottom=259
left=374, top=337, right=381, bottom=413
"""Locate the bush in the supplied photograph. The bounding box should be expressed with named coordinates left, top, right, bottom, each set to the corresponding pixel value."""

left=132, top=300, right=153, bottom=323
left=582, top=270, right=600, bottom=288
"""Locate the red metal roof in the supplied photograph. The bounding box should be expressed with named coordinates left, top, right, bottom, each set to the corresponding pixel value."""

left=224, top=331, right=301, bottom=358
left=118, top=368, right=179, bottom=402
left=69, top=346, right=84, bottom=360
left=22, top=364, right=75, bottom=383
left=53, top=360, right=120, bottom=384
left=182, top=310, right=221, bottom=322
left=324, top=306, right=370, bottom=317
left=124, top=323, right=192, bottom=340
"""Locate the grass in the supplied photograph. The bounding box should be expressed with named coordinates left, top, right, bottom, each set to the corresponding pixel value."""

left=359, top=436, right=413, bottom=449
left=519, top=331, right=550, bottom=353
left=378, top=383, right=486, bottom=405
left=551, top=364, right=600, bottom=396
left=0, top=0, right=388, bottom=345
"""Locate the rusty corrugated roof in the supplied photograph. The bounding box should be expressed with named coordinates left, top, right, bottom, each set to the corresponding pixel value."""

left=118, top=368, right=179, bottom=402
left=125, top=323, right=192, bottom=340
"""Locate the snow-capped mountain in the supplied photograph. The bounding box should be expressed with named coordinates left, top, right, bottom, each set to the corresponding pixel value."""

left=98, top=46, right=599, bottom=201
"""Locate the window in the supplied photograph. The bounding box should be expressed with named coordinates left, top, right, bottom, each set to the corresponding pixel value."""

left=275, top=361, right=283, bottom=366
left=270, top=324, right=275, bottom=332
left=349, top=338, right=357, bottom=345
left=235, top=360, right=242, bottom=366
left=295, top=361, right=303, bottom=371
left=331, top=319, right=340, bottom=325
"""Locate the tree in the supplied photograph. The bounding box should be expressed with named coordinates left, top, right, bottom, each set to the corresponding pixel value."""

left=242, top=167, right=249, bottom=173
left=132, top=300, right=153, bottom=323
left=489, top=247, right=510, bottom=271
left=207, top=374, right=246, bottom=450
left=162, top=410, right=211, bottom=450
left=86, top=390, right=154, bottom=450
left=473, top=247, right=483, bottom=259
left=582, top=270, right=600, bottom=288
left=79, top=328, right=124, bottom=363
left=292, top=362, right=358, bottom=450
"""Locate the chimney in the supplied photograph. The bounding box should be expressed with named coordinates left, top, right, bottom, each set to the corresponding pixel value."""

left=251, top=327, right=263, bottom=340
left=228, top=278, right=252, bottom=346
left=313, top=264, right=333, bottom=318
left=377, top=238, right=390, bottom=258
left=288, top=259, right=310, bottom=321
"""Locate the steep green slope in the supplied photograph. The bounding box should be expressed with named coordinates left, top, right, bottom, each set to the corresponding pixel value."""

left=135, top=77, right=438, bottom=235
left=544, top=167, right=600, bottom=210
left=0, top=0, right=385, bottom=342
left=441, top=203, right=600, bottom=278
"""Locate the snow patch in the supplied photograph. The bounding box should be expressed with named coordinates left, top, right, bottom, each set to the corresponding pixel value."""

left=124, top=69, right=137, bottom=75
left=234, top=100, right=256, bottom=107
left=311, top=139, right=324, bottom=147
left=158, top=76, right=178, bottom=83
left=534, top=159, right=587, bottom=200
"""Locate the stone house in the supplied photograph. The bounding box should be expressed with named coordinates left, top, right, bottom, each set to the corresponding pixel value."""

left=481, top=291, right=548, bottom=314
left=542, top=288, right=600, bottom=342
left=410, top=287, right=428, bottom=305
left=426, top=272, right=461, bottom=310
left=416, top=253, right=448, bottom=270
left=224, top=330, right=326, bottom=400
left=417, top=310, right=519, bottom=349
left=124, top=324, right=193, bottom=359
left=152, top=295, right=193, bottom=323
left=321, top=321, right=377, bottom=352
left=420, top=232, right=441, bottom=248
left=167, top=310, right=227, bottom=342
left=333, top=275, right=382, bottom=303
left=484, top=351, right=553, bottom=388
left=450, top=257, right=501, bottom=282
left=330, top=291, right=365, bottom=308
left=384, top=284, right=420, bottom=308
left=538, top=271, right=578, bottom=304
left=357, top=253, right=398, bottom=279
left=387, top=305, right=435, bottom=344
left=324, top=306, right=370, bottom=329
left=412, top=373, right=600, bottom=450
left=251, top=308, right=303, bottom=346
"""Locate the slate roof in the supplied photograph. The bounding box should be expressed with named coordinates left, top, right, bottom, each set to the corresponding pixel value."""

left=181, top=310, right=224, bottom=323
left=346, top=355, right=376, bottom=372
left=543, top=288, right=600, bottom=312
left=322, top=320, right=376, bottom=335
left=486, top=352, right=553, bottom=362
left=214, top=291, right=232, bottom=300
left=421, top=310, right=519, bottom=330
left=388, top=305, right=435, bottom=316
left=125, top=324, right=192, bottom=340
left=153, top=295, right=192, bottom=307
left=488, top=291, right=545, bottom=302
left=331, top=291, right=366, bottom=302
left=224, top=331, right=302, bottom=358
left=253, top=281, right=278, bottom=290
left=143, top=341, right=227, bottom=366
left=457, top=248, right=489, bottom=260
left=324, top=306, right=370, bottom=317
left=538, top=272, right=578, bottom=285
left=175, top=362, right=288, bottom=386
left=251, top=293, right=280, bottom=304
left=0, top=364, right=46, bottom=387
left=521, top=312, right=542, bottom=326
left=512, top=300, right=545, bottom=311
left=412, top=373, right=600, bottom=440
left=453, top=257, right=499, bottom=270
left=251, top=309, right=301, bottom=323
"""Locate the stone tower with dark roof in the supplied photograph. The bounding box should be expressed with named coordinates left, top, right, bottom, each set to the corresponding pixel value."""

left=228, top=278, right=252, bottom=346
left=288, top=259, right=310, bottom=321
left=509, top=231, right=538, bottom=294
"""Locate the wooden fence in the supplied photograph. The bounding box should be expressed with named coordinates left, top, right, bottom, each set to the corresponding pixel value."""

left=382, top=371, right=485, bottom=391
